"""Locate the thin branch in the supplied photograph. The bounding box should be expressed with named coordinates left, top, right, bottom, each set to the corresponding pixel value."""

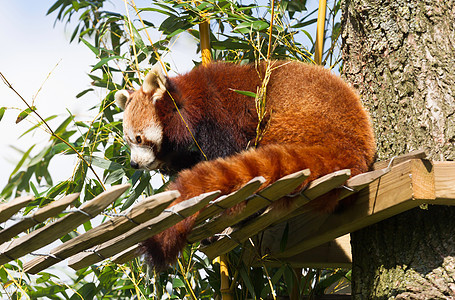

left=0, top=72, right=106, bottom=191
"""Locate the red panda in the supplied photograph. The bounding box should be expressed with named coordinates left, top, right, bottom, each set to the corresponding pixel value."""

left=115, top=61, right=376, bottom=271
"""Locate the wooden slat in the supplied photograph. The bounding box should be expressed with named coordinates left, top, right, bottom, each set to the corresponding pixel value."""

left=111, top=245, right=140, bottom=264
left=372, top=149, right=427, bottom=170
left=0, top=196, right=34, bottom=223
left=273, top=159, right=435, bottom=258
left=0, top=184, right=130, bottom=265
left=188, top=169, right=310, bottom=243
left=0, top=194, right=79, bottom=244
left=23, top=190, right=179, bottom=274
left=67, top=190, right=221, bottom=270
left=200, top=170, right=351, bottom=259
left=107, top=179, right=265, bottom=266
left=194, top=176, right=266, bottom=225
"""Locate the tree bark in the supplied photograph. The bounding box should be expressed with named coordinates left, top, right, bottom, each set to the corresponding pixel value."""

left=341, top=0, right=455, bottom=298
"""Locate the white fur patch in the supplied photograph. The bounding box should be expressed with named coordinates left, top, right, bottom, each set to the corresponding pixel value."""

left=130, top=144, right=161, bottom=170
left=143, top=125, right=163, bottom=149
left=124, top=124, right=163, bottom=170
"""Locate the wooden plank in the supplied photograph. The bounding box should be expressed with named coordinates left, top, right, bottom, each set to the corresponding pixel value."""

left=251, top=235, right=352, bottom=269
left=188, top=169, right=310, bottom=243
left=273, top=159, right=435, bottom=258
left=200, top=170, right=351, bottom=259
left=0, top=184, right=130, bottom=265
left=67, top=190, right=221, bottom=270
left=0, top=196, right=34, bottom=223
left=195, top=177, right=266, bottom=225
left=23, top=190, right=179, bottom=274
left=434, top=161, right=455, bottom=202
left=0, top=194, right=79, bottom=244
left=109, top=178, right=263, bottom=266
left=372, top=149, right=427, bottom=170
left=111, top=245, right=140, bottom=264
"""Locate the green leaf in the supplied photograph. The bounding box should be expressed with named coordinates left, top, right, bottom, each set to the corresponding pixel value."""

left=10, top=144, right=35, bottom=178
left=91, top=56, right=123, bottom=71
left=105, top=168, right=125, bottom=185
left=28, top=147, right=49, bottom=168
left=76, top=88, right=94, bottom=98
left=54, top=115, right=74, bottom=136
left=85, top=156, right=123, bottom=171
left=234, top=20, right=269, bottom=34
left=239, top=265, right=256, bottom=298
left=30, top=181, right=39, bottom=197
left=69, top=283, right=96, bottom=300
left=231, top=89, right=257, bottom=98
left=16, top=106, right=36, bottom=124
left=0, top=107, right=6, bottom=121
left=19, top=115, right=58, bottom=138
left=81, top=38, right=100, bottom=56
left=280, top=222, right=289, bottom=251
left=122, top=173, right=151, bottom=210
left=172, top=278, right=185, bottom=288
left=47, top=0, right=65, bottom=15
left=27, top=285, right=67, bottom=298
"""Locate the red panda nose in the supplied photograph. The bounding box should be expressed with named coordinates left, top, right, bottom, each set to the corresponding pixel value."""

left=130, top=160, right=140, bottom=169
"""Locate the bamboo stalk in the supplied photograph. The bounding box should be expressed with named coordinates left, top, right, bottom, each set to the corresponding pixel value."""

left=199, top=20, right=212, bottom=65
left=219, top=254, right=233, bottom=300
left=314, top=0, right=327, bottom=65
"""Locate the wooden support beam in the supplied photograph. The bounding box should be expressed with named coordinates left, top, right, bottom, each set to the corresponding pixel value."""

left=0, top=184, right=129, bottom=265
left=23, top=190, right=179, bottom=274
left=252, top=234, right=352, bottom=269
left=272, top=159, right=435, bottom=259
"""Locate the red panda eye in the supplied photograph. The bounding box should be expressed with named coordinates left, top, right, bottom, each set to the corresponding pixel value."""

left=136, top=136, right=142, bottom=143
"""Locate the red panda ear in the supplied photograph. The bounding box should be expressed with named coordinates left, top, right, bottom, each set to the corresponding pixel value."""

left=143, top=63, right=167, bottom=94
left=115, top=90, right=130, bottom=110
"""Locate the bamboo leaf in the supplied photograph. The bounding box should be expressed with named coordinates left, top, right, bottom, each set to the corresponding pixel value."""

left=10, top=144, right=35, bottom=177
left=81, top=38, right=100, bottom=56
left=91, top=56, right=123, bottom=71
left=16, top=106, right=36, bottom=124
left=0, top=107, right=6, bottom=121
left=231, top=89, right=257, bottom=98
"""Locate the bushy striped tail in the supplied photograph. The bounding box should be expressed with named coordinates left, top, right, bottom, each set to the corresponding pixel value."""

left=140, top=143, right=373, bottom=270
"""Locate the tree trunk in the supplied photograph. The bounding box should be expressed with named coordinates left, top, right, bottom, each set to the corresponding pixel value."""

left=341, top=0, right=455, bottom=298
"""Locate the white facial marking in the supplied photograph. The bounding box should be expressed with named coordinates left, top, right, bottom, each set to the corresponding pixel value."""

left=130, top=144, right=161, bottom=170
left=143, top=125, right=163, bottom=150
left=124, top=124, right=164, bottom=170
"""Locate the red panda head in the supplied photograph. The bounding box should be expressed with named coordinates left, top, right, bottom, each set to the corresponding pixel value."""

left=115, top=64, right=167, bottom=170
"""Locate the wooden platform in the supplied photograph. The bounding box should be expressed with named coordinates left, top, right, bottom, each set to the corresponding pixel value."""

left=0, top=150, right=453, bottom=273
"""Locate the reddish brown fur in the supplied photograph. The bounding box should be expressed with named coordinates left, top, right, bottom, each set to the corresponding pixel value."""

left=127, top=61, right=376, bottom=270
